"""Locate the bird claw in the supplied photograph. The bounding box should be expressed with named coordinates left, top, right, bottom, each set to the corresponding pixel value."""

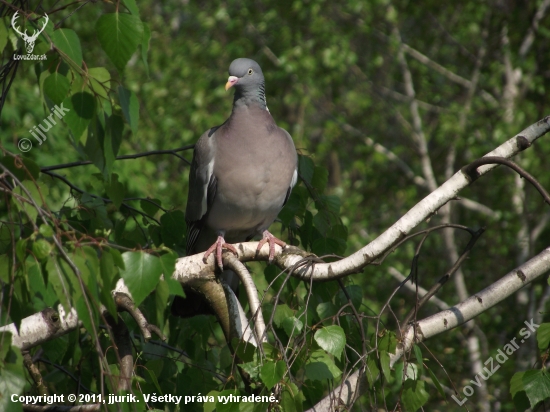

left=257, top=230, right=286, bottom=263
left=203, top=235, right=238, bottom=270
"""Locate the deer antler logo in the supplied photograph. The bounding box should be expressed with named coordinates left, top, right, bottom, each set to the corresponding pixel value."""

left=11, top=12, right=49, bottom=54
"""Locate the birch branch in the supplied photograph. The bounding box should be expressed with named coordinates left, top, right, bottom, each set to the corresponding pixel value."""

left=306, top=245, right=550, bottom=412
left=170, top=117, right=550, bottom=283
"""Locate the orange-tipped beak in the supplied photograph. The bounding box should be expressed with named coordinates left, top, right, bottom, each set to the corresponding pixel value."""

left=225, top=76, right=239, bottom=91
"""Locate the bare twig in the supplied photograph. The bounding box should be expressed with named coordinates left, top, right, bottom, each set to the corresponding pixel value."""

left=462, top=156, right=550, bottom=206
left=400, top=228, right=485, bottom=330
left=113, top=292, right=164, bottom=341
left=23, top=351, right=49, bottom=396
left=388, top=267, right=449, bottom=310
left=40, top=145, right=194, bottom=172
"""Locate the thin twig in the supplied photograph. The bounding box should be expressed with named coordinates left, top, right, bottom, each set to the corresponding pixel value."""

left=41, top=170, right=161, bottom=224
left=462, top=156, right=550, bottom=206
left=41, top=145, right=195, bottom=172
left=400, top=227, right=485, bottom=330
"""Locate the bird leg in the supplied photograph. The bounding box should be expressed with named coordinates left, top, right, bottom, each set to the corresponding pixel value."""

left=203, top=235, right=238, bottom=270
left=257, top=230, right=287, bottom=263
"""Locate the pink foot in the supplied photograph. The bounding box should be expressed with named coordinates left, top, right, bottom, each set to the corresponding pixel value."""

left=257, top=230, right=287, bottom=263
left=203, top=236, right=238, bottom=270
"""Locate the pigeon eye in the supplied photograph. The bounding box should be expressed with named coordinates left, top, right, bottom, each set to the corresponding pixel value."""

left=248, top=69, right=253, bottom=75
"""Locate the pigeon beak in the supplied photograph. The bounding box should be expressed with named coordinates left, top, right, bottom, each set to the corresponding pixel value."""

left=225, top=76, right=239, bottom=91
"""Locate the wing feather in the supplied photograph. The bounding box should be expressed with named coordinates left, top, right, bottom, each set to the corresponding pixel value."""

left=185, top=128, right=218, bottom=254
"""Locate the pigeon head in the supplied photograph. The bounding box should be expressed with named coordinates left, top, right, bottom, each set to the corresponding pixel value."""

left=226, top=58, right=264, bottom=91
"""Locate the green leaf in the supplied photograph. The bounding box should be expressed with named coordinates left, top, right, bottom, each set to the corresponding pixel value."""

left=105, top=173, right=124, bottom=209
left=402, top=380, right=430, bottom=412
left=43, top=72, right=70, bottom=105
left=336, top=284, right=362, bottom=310
left=141, top=23, right=151, bottom=76
left=511, top=372, right=531, bottom=411
left=380, top=351, right=392, bottom=383
left=104, top=114, right=124, bottom=175
left=63, top=92, right=95, bottom=140
left=140, top=198, right=162, bottom=217
left=305, top=362, right=333, bottom=381
left=537, top=323, right=550, bottom=351
left=164, top=277, right=185, bottom=297
left=511, top=372, right=526, bottom=398
left=238, top=362, right=261, bottom=380
left=298, top=210, right=313, bottom=249
left=279, top=188, right=308, bottom=226
left=110, top=248, right=125, bottom=269
left=119, top=251, right=163, bottom=305
left=312, top=237, right=344, bottom=256
left=366, top=356, right=380, bottom=387
left=0, top=364, right=26, bottom=412
left=100, top=250, right=119, bottom=319
left=32, top=239, right=52, bottom=260
left=96, top=13, right=144, bottom=74
left=232, top=339, right=256, bottom=363
left=311, top=165, right=328, bottom=193
left=318, top=195, right=341, bottom=214
left=0, top=155, right=40, bottom=181
left=144, top=362, right=163, bottom=394
left=273, top=303, right=294, bottom=328
left=118, top=86, right=139, bottom=134
left=52, top=28, right=82, bottom=66
left=75, top=293, right=98, bottom=342
left=316, top=302, right=336, bottom=322
left=155, top=279, right=169, bottom=328
left=84, top=117, right=106, bottom=174
left=426, top=367, right=446, bottom=399
left=122, top=0, right=139, bottom=15
left=314, top=326, right=346, bottom=360
left=305, top=351, right=341, bottom=381
left=262, top=342, right=280, bottom=361
left=0, top=18, right=8, bottom=53
left=203, top=390, right=219, bottom=412
left=46, top=257, right=74, bottom=311
left=0, top=255, right=10, bottom=283
left=159, top=251, right=177, bottom=277
left=298, top=155, right=314, bottom=185
left=88, top=67, right=111, bottom=101
left=16, top=239, right=28, bottom=263
left=0, top=333, right=12, bottom=361
left=404, top=363, right=420, bottom=380
left=377, top=330, right=398, bottom=354
left=522, top=369, right=550, bottom=408
left=160, top=210, right=186, bottom=247
left=14, top=181, right=48, bottom=224
left=413, top=344, right=424, bottom=373
left=39, top=224, right=54, bottom=237
left=215, top=389, right=241, bottom=412
left=282, top=316, right=303, bottom=337
left=280, top=381, right=304, bottom=412
left=260, top=360, right=286, bottom=389
left=71, top=247, right=100, bottom=300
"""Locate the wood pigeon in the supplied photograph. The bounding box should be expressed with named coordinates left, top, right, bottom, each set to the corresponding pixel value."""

left=172, top=58, right=298, bottom=317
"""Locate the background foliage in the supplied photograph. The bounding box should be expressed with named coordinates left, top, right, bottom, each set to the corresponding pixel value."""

left=1, top=0, right=550, bottom=410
